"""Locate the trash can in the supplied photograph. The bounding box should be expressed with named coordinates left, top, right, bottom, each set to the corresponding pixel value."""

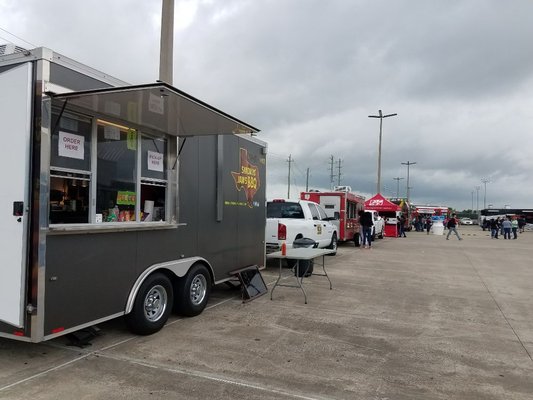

left=291, top=238, right=316, bottom=277
left=432, top=221, right=444, bottom=235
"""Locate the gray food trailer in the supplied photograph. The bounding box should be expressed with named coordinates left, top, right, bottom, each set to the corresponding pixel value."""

left=0, top=47, right=266, bottom=342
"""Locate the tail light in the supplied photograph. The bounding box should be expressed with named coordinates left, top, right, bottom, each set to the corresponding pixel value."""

left=278, top=223, right=287, bottom=240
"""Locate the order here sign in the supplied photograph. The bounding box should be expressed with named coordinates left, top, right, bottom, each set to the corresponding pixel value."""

left=58, top=131, right=84, bottom=160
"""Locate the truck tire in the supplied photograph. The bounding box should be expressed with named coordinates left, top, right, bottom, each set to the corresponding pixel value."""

left=126, top=272, right=173, bottom=335
left=286, top=235, right=304, bottom=268
left=174, top=264, right=211, bottom=317
left=328, top=233, right=338, bottom=255
left=354, top=233, right=361, bottom=247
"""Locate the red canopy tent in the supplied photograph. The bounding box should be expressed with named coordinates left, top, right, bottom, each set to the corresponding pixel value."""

left=364, top=194, right=401, bottom=237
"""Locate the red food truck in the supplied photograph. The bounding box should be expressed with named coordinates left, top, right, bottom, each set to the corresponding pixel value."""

left=301, top=187, right=365, bottom=246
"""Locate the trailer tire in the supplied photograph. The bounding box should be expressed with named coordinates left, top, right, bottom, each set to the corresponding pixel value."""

left=126, top=272, right=173, bottom=336
left=174, top=264, right=211, bottom=317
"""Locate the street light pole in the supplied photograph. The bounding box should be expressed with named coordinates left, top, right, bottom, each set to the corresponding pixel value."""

left=401, top=161, right=416, bottom=202
left=393, top=177, right=404, bottom=198
left=475, top=185, right=480, bottom=218
left=159, top=0, right=175, bottom=84
left=369, top=110, right=397, bottom=194
left=481, top=178, right=490, bottom=209
left=471, top=190, right=474, bottom=212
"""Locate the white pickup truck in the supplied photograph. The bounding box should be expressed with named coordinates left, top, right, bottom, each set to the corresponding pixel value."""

left=266, top=199, right=338, bottom=254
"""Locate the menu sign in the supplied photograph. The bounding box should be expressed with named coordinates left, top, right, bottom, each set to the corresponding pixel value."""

left=58, top=131, right=84, bottom=160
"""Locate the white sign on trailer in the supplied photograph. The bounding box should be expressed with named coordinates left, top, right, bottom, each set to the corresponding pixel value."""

left=58, top=131, right=84, bottom=159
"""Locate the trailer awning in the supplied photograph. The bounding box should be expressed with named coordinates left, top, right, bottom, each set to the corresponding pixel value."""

left=49, top=82, right=260, bottom=136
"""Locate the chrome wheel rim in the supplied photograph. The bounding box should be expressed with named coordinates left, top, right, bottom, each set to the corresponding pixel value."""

left=144, top=285, right=167, bottom=322
left=190, top=274, right=207, bottom=306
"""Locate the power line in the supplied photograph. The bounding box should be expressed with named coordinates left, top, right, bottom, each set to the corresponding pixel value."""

left=0, top=35, right=15, bottom=45
left=0, top=26, right=37, bottom=48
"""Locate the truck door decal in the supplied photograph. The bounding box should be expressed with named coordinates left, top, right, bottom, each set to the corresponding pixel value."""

left=231, top=148, right=260, bottom=208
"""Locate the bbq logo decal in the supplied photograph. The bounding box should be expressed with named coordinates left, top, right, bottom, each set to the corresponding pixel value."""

left=231, top=148, right=260, bottom=208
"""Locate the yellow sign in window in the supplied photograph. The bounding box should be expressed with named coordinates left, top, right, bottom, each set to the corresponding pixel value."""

left=117, top=191, right=136, bottom=205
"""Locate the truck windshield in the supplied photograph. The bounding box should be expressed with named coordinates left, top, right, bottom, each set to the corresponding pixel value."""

left=267, top=202, right=304, bottom=219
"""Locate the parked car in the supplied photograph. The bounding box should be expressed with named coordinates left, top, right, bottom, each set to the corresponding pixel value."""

left=460, top=218, right=473, bottom=225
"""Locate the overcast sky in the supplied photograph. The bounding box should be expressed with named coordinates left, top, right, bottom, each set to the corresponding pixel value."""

left=2, top=0, right=533, bottom=211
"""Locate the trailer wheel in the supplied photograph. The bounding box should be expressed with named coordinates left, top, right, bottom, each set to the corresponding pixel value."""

left=126, top=273, right=173, bottom=335
left=174, top=264, right=211, bottom=317
left=328, top=233, right=338, bottom=255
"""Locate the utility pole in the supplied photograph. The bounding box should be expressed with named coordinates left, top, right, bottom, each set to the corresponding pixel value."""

left=368, top=110, right=397, bottom=194
left=393, top=177, right=404, bottom=198
left=471, top=190, right=474, bottom=212
left=401, top=161, right=416, bottom=202
left=329, top=155, right=335, bottom=190
left=287, top=154, right=293, bottom=198
left=159, top=0, right=174, bottom=84
left=305, top=168, right=310, bottom=192
left=336, top=158, right=342, bottom=186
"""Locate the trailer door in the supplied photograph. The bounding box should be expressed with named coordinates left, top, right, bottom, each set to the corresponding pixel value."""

left=0, top=63, right=32, bottom=327
left=319, top=195, right=341, bottom=218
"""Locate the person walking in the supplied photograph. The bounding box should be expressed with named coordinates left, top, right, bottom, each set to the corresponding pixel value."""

left=502, top=217, right=512, bottom=239
left=490, top=218, right=499, bottom=239
left=446, top=214, right=462, bottom=240
left=399, top=214, right=407, bottom=237
left=359, top=210, right=374, bottom=249
left=417, top=215, right=423, bottom=232
left=425, top=216, right=432, bottom=235
left=518, top=216, right=526, bottom=233
left=511, top=216, right=518, bottom=239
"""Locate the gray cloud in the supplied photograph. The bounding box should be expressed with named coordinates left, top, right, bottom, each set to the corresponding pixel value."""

left=2, top=0, right=532, bottom=210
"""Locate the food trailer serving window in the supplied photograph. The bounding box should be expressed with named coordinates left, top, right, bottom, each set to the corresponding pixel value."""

left=47, top=82, right=259, bottom=231
left=49, top=111, right=92, bottom=224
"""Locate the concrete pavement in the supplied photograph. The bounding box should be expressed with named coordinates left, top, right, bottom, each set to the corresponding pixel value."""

left=1, top=226, right=532, bottom=399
